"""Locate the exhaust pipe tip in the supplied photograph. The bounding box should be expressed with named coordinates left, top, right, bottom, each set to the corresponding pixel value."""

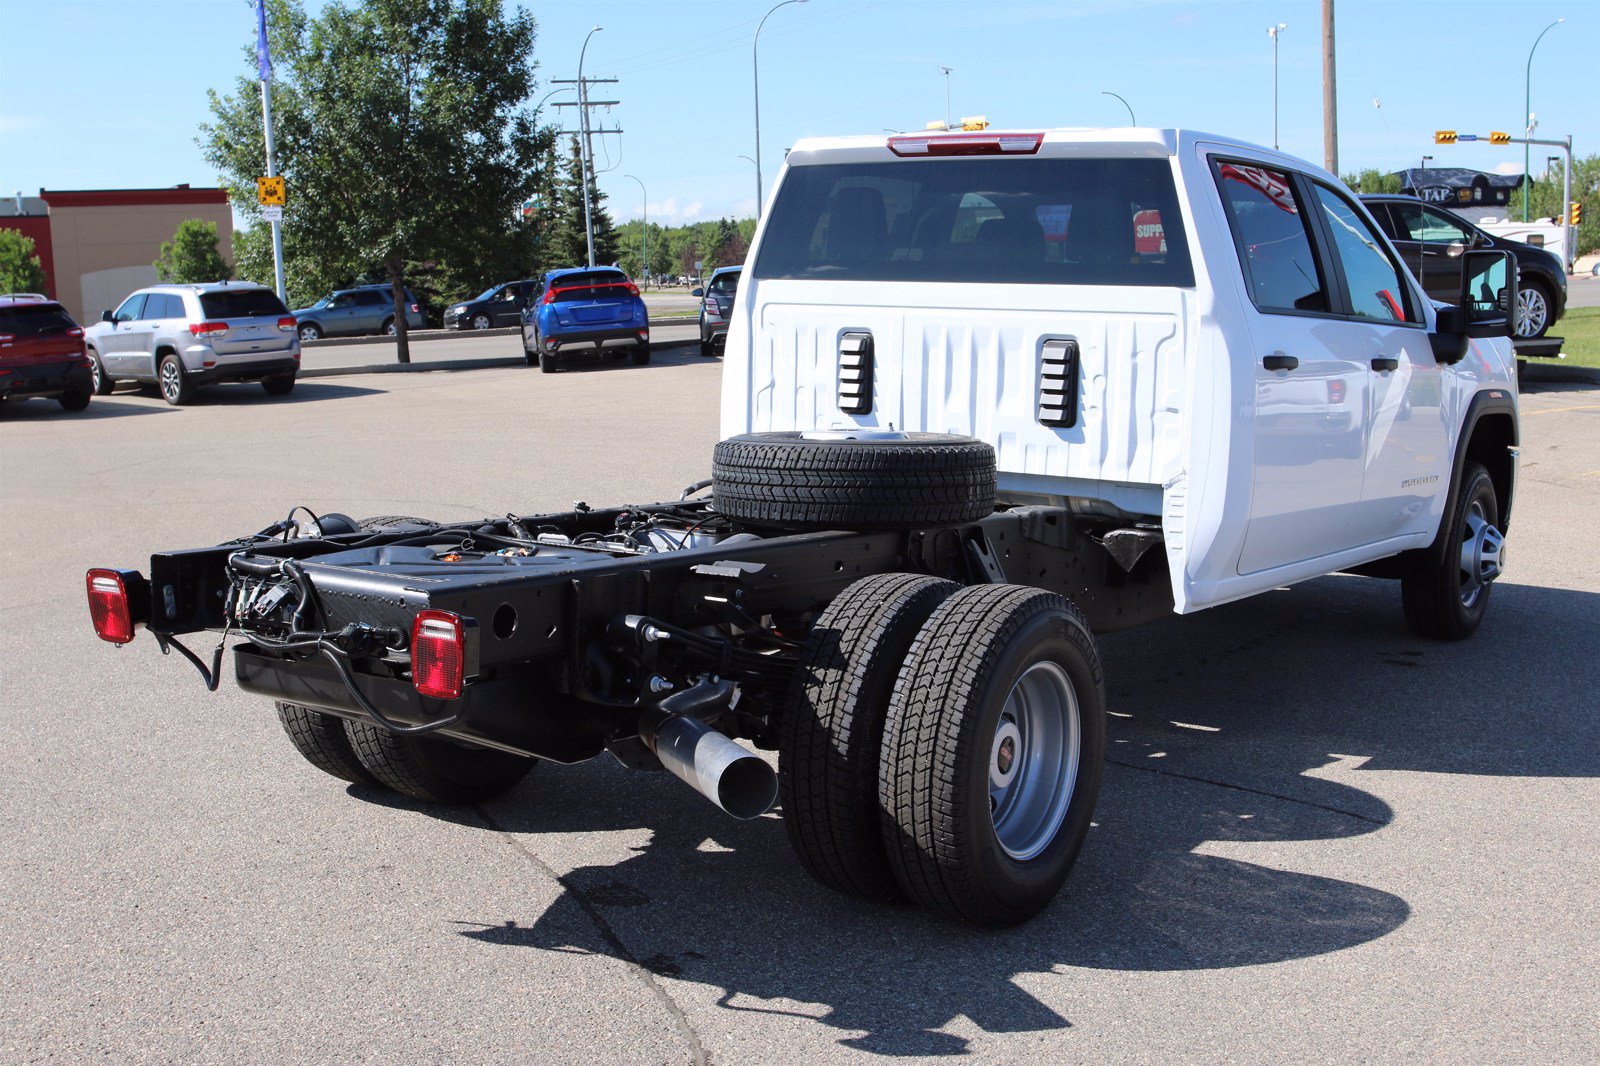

left=641, top=701, right=777, bottom=820
left=705, top=749, right=779, bottom=820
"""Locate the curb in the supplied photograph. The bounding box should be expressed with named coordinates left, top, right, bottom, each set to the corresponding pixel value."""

left=1517, top=360, right=1600, bottom=385
left=302, top=317, right=698, bottom=350
left=301, top=356, right=524, bottom=378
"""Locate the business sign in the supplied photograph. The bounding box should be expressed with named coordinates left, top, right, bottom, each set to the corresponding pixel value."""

left=1419, top=185, right=1454, bottom=204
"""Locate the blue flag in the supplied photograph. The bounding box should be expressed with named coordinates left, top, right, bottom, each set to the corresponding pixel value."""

left=256, top=0, right=272, bottom=81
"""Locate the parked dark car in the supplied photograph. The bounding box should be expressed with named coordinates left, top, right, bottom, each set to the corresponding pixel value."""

left=290, top=285, right=426, bottom=341
left=521, top=267, right=650, bottom=373
left=0, top=295, right=94, bottom=412
left=443, top=280, right=540, bottom=330
left=691, top=266, right=741, bottom=358
left=1360, top=194, right=1567, bottom=339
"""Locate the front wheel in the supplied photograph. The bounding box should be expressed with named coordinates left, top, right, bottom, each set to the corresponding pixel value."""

left=1514, top=280, right=1554, bottom=339
left=879, top=585, right=1106, bottom=926
left=158, top=353, right=194, bottom=406
left=299, top=323, right=323, bottom=342
left=1400, top=460, right=1503, bottom=640
left=471, top=313, right=491, bottom=330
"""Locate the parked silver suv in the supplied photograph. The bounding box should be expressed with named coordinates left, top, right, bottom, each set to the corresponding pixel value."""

left=84, top=282, right=300, bottom=405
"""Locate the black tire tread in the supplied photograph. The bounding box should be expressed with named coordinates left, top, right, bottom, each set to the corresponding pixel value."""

left=276, top=702, right=377, bottom=785
left=780, top=573, right=960, bottom=901
left=879, top=584, right=1103, bottom=925
left=713, top=433, right=995, bottom=529
left=343, top=720, right=534, bottom=804
left=1400, top=461, right=1496, bottom=640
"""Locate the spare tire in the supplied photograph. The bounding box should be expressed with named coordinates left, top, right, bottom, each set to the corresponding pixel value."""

left=712, top=431, right=996, bottom=530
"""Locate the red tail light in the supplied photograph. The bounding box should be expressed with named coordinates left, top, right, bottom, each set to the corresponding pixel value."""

left=86, top=568, right=136, bottom=644
left=1327, top=380, right=1346, bottom=404
left=189, top=321, right=229, bottom=338
left=277, top=316, right=297, bottom=333
left=412, top=609, right=467, bottom=700
left=625, top=282, right=640, bottom=297
left=888, top=131, right=1044, bottom=157
left=409, top=303, right=420, bottom=313
left=0, top=334, right=14, bottom=343
left=66, top=326, right=84, bottom=337
left=542, top=289, right=556, bottom=305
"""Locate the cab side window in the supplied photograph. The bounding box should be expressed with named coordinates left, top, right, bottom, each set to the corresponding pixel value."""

left=355, top=291, right=387, bottom=306
left=1391, top=203, right=1474, bottom=244
left=1213, top=162, right=1330, bottom=315
left=114, top=294, right=147, bottom=323
left=144, top=294, right=181, bottom=319
left=1311, top=186, right=1420, bottom=324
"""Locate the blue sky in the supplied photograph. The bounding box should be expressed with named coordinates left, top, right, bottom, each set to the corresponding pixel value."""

left=0, top=0, right=1592, bottom=225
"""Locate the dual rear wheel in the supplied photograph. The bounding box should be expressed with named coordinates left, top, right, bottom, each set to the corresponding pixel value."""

left=782, top=574, right=1106, bottom=926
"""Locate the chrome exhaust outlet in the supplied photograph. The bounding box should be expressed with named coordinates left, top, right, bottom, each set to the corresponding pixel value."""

left=639, top=680, right=777, bottom=820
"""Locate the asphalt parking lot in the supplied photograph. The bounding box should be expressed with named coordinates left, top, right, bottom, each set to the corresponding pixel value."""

left=2, top=348, right=1597, bottom=1062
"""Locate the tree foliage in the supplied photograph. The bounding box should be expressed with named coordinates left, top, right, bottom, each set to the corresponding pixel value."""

left=200, top=0, right=553, bottom=360
left=0, top=229, right=48, bottom=294
left=1523, top=153, right=1599, bottom=256
left=1342, top=168, right=1405, bottom=195
left=154, top=219, right=232, bottom=283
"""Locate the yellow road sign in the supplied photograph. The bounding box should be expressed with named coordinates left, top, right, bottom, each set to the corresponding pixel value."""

left=1434, top=130, right=1457, bottom=144
left=1489, top=131, right=1511, bottom=144
left=257, top=176, right=286, bottom=206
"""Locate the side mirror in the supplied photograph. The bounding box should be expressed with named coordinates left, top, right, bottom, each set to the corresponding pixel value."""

left=1446, top=240, right=1466, bottom=259
left=1459, top=249, right=1515, bottom=339
left=101, top=309, right=114, bottom=322
left=690, top=288, right=704, bottom=297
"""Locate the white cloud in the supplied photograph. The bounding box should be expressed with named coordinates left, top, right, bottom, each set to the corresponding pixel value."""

left=639, top=198, right=705, bottom=224
left=1492, top=162, right=1523, bottom=176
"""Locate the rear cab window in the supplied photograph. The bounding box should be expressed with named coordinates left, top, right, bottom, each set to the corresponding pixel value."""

left=710, top=271, right=740, bottom=295
left=752, top=157, right=1193, bottom=286
left=200, top=290, right=290, bottom=320
left=0, top=302, right=77, bottom=337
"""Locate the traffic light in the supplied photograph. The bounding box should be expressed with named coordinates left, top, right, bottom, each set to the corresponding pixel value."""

left=1435, top=130, right=1457, bottom=144
left=1489, top=131, right=1511, bottom=145
left=1572, top=201, right=1583, bottom=226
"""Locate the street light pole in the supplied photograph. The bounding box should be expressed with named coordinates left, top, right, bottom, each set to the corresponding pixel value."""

left=1267, top=23, right=1286, bottom=150
left=1100, top=91, right=1135, bottom=125
left=1523, top=17, right=1564, bottom=222
left=624, top=174, right=647, bottom=287
left=578, top=25, right=603, bottom=267
left=753, top=0, right=807, bottom=219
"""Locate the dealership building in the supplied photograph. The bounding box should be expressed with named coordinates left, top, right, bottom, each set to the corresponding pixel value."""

left=0, top=185, right=233, bottom=324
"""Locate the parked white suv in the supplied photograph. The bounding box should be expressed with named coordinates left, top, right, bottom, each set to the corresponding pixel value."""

left=84, top=281, right=300, bottom=405
left=726, top=127, right=1518, bottom=630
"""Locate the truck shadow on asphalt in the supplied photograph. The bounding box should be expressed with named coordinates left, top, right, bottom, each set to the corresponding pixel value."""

left=405, top=573, right=1597, bottom=1056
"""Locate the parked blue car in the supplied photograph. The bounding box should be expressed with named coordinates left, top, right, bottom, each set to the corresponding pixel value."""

left=521, top=267, right=650, bottom=372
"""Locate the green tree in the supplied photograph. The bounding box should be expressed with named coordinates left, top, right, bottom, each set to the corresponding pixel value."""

left=1523, top=154, right=1599, bottom=257
left=154, top=219, right=232, bottom=283
left=0, top=229, right=48, bottom=294
left=201, top=0, right=552, bottom=361
left=1342, top=168, right=1405, bottom=195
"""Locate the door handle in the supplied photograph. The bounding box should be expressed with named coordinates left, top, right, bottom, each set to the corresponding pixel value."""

left=1371, top=357, right=1399, bottom=372
left=1263, top=354, right=1299, bottom=371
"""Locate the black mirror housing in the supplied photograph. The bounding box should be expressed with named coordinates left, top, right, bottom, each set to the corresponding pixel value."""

left=1459, top=249, right=1516, bottom=339
left=101, top=309, right=114, bottom=322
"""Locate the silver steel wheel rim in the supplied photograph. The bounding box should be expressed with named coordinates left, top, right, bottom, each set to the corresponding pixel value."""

left=473, top=315, right=490, bottom=330
left=160, top=361, right=180, bottom=400
left=1458, top=501, right=1504, bottom=608
left=801, top=428, right=911, bottom=442
left=989, top=660, right=1081, bottom=861
left=91, top=357, right=102, bottom=392
left=385, top=321, right=397, bottom=336
left=1515, top=287, right=1548, bottom=338
left=300, top=326, right=318, bottom=342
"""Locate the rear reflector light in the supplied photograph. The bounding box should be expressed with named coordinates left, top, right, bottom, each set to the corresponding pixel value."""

left=0, top=334, right=14, bottom=343
left=189, top=321, right=229, bottom=338
left=888, top=132, right=1044, bottom=157
left=86, top=568, right=135, bottom=643
left=409, top=303, right=420, bottom=313
left=412, top=609, right=466, bottom=700
left=278, top=316, right=297, bottom=332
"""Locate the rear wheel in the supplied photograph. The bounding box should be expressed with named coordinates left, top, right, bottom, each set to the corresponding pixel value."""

left=781, top=573, right=960, bottom=902
left=58, top=386, right=91, bottom=412
left=538, top=335, right=559, bottom=373
left=277, top=702, right=376, bottom=785
left=879, top=585, right=1106, bottom=926
left=344, top=720, right=535, bottom=803
left=1400, top=461, right=1503, bottom=640
left=88, top=349, right=113, bottom=395
left=382, top=317, right=397, bottom=336
left=630, top=344, right=652, bottom=365
left=158, top=353, right=194, bottom=406
left=700, top=339, right=714, bottom=358
left=261, top=373, right=296, bottom=396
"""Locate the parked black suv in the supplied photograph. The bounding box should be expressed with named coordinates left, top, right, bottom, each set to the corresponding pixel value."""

left=1360, top=194, right=1567, bottom=339
left=443, top=280, right=540, bottom=330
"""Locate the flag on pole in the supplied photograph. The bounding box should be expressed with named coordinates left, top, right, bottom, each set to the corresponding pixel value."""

left=256, top=0, right=272, bottom=82
left=521, top=197, right=538, bottom=218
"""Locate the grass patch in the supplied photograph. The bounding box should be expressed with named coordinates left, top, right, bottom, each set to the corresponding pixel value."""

left=1551, top=305, right=1600, bottom=368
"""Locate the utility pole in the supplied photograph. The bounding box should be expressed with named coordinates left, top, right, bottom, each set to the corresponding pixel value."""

left=256, top=0, right=285, bottom=302
left=1322, top=0, right=1337, bottom=174
left=553, top=27, right=622, bottom=268
left=551, top=76, right=621, bottom=268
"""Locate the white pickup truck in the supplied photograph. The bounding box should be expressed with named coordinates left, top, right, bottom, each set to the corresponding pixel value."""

left=89, top=127, right=1518, bottom=928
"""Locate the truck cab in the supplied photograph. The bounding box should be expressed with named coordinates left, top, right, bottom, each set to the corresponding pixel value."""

left=723, top=127, right=1517, bottom=615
